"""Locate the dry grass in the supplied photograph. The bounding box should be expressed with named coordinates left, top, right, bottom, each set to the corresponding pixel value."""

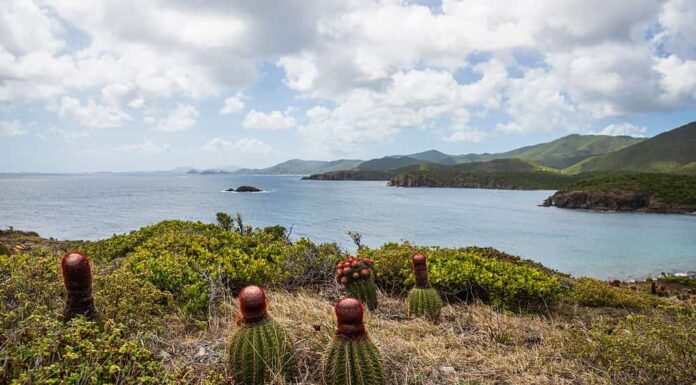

left=155, top=287, right=606, bottom=385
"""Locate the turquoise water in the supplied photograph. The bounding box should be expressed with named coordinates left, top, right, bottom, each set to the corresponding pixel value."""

left=1, top=173, right=695, bottom=279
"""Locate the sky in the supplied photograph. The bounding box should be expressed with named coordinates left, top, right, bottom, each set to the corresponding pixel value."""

left=0, top=0, right=695, bottom=172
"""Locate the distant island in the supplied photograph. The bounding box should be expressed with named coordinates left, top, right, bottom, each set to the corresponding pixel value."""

left=187, top=168, right=233, bottom=175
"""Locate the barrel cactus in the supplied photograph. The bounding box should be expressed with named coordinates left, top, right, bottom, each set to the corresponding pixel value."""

left=322, top=297, right=385, bottom=385
left=407, top=253, right=442, bottom=320
left=335, top=256, right=378, bottom=310
left=228, top=285, right=297, bottom=385
left=61, top=252, right=98, bottom=321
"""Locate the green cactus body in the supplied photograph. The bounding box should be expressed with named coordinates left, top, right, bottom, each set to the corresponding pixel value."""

left=336, top=256, right=378, bottom=310
left=229, top=317, right=297, bottom=384
left=407, top=287, right=442, bottom=319
left=322, top=338, right=385, bottom=385
left=407, top=253, right=442, bottom=320
left=228, top=286, right=297, bottom=385
left=345, top=278, right=378, bottom=311
left=322, top=298, right=385, bottom=385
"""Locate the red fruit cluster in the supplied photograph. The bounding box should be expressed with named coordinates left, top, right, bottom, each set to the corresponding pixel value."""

left=335, top=256, right=374, bottom=286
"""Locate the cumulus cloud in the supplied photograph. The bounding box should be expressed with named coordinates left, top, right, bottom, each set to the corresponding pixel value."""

left=592, top=123, right=648, bottom=137
left=148, top=103, right=199, bottom=132
left=219, top=94, right=245, bottom=114
left=242, top=109, right=296, bottom=130
left=0, top=119, right=25, bottom=136
left=204, top=137, right=272, bottom=154
left=1, top=0, right=695, bottom=158
left=57, top=96, right=132, bottom=128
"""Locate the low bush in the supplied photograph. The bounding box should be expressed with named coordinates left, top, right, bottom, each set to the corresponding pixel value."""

left=362, top=242, right=562, bottom=310
left=564, top=278, right=672, bottom=310
left=1, top=316, right=173, bottom=384
left=562, top=313, right=696, bottom=385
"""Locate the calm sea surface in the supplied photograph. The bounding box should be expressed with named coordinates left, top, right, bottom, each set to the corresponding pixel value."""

left=1, top=173, right=695, bottom=279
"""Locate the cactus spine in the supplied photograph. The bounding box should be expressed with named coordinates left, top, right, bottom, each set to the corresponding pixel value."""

left=228, top=285, right=297, bottom=385
left=336, top=256, right=378, bottom=310
left=407, top=253, right=442, bottom=320
left=322, top=298, right=385, bottom=385
left=61, top=252, right=98, bottom=321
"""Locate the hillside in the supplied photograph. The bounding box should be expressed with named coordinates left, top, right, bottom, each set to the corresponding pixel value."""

left=262, top=133, right=644, bottom=178
left=490, top=134, right=644, bottom=169
left=566, top=122, right=696, bottom=174
left=1, top=221, right=695, bottom=385
left=234, top=159, right=363, bottom=175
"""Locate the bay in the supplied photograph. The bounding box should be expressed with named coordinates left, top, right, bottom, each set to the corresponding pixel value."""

left=1, top=173, right=695, bottom=280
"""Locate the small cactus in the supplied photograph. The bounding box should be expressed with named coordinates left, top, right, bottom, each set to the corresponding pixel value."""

left=61, top=252, right=98, bottom=321
left=228, top=285, right=297, bottom=385
left=322, top=298, right=385, bottom=385
left=407, top=253, right=442, bottom=320
left=335, top=256, right=378, bottom=310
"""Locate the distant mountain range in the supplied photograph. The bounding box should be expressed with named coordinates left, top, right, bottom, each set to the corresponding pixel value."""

left=234, top=159, right=363, bottom=175
left=231, top=132, right=645, bottom=176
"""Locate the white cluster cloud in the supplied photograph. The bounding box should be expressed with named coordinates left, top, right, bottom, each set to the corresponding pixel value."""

left=204, top=137, right=272, bottom=155
left=0, top=119, right=25, bottom=136
left=592, top=123, right=648, bottom=137
left=1, top=0, right=695, bottom=157
left=57, top=96, right=132, bottom=128
left=220, top=94, right=245, bottom=115
left=147, top=103, right=199, bottom=132
left=243, top=109, right=296, bottom=130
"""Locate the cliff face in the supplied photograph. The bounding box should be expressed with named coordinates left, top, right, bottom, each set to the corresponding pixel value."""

left=302, top=170, right=388, bottom=181
left=543, top=190, right=696, bottom=213
left=388, top=173, right=537, bottom=190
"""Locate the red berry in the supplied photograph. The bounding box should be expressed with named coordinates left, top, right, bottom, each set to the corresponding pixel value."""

left=351, top=261, right=360, bottom=268
left=340, top=277, right=349, bottom=285
left=343, top=267, right=351, bottom=274
left=360, top=268, right=370, bottom=277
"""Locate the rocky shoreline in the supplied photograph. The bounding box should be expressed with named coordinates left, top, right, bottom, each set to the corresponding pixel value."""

left=543, top=190, right=696, bottom=214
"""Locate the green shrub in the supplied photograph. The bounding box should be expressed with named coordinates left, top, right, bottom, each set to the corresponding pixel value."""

left=563, top=313, right=696, bottom=385
left=362, top=242, right=562, bottom=310
left=0, top=253, right=63, bottom=329
left=564, top=278, right=671, bottom=310
left=281, top=238, right=343, bottom=286
left=1, top=315, right=173, bottom=384
left=118, top=221, right=286, bottom=317
left=658, top=273, right=696, bottom=287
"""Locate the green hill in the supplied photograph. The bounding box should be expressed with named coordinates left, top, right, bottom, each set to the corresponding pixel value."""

left=234, top=159, right=363, bottom=175
left=566, top=122, right=696, bottom=174
left=489, top=134, right=644, bottom=169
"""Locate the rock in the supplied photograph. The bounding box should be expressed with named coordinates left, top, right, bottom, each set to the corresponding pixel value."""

left=235, top=185, right=262, bottom=192
left=439, top=366, right=456, bottom=375
left=194, top=347, right=208, bottom=360
left=225, top=188, right=235, bottom=192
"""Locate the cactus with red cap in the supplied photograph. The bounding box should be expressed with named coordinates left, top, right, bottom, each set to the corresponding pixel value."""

left=407, top=253, right=442, bottom=320
left=335, top=256, right=378, bottom=310
left=61, top=252, right=98, bottom=321
left=322, top=298, right=385, bottom=385
left=228, top=285, right=297, bottom=385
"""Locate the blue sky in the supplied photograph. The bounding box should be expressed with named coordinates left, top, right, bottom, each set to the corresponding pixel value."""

left=1, top=0, right=695, bottom=172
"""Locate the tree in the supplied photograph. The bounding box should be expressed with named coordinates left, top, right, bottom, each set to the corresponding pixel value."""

left=216, top=212, right=233, bottom=231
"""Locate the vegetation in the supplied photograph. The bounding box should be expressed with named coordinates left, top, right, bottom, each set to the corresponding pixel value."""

left=566, top=121, right=696, bottom=174
left=362, top=242, right=563, bottom=310
left=1, top=220, right=696, bottom=384
left=228, top=286, right=297, bottom=385
left=335, top=256, right=379, bottom=310
left=322, top=298, right=385, bottom=385
left=560, top=172, right=696, bottom=207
